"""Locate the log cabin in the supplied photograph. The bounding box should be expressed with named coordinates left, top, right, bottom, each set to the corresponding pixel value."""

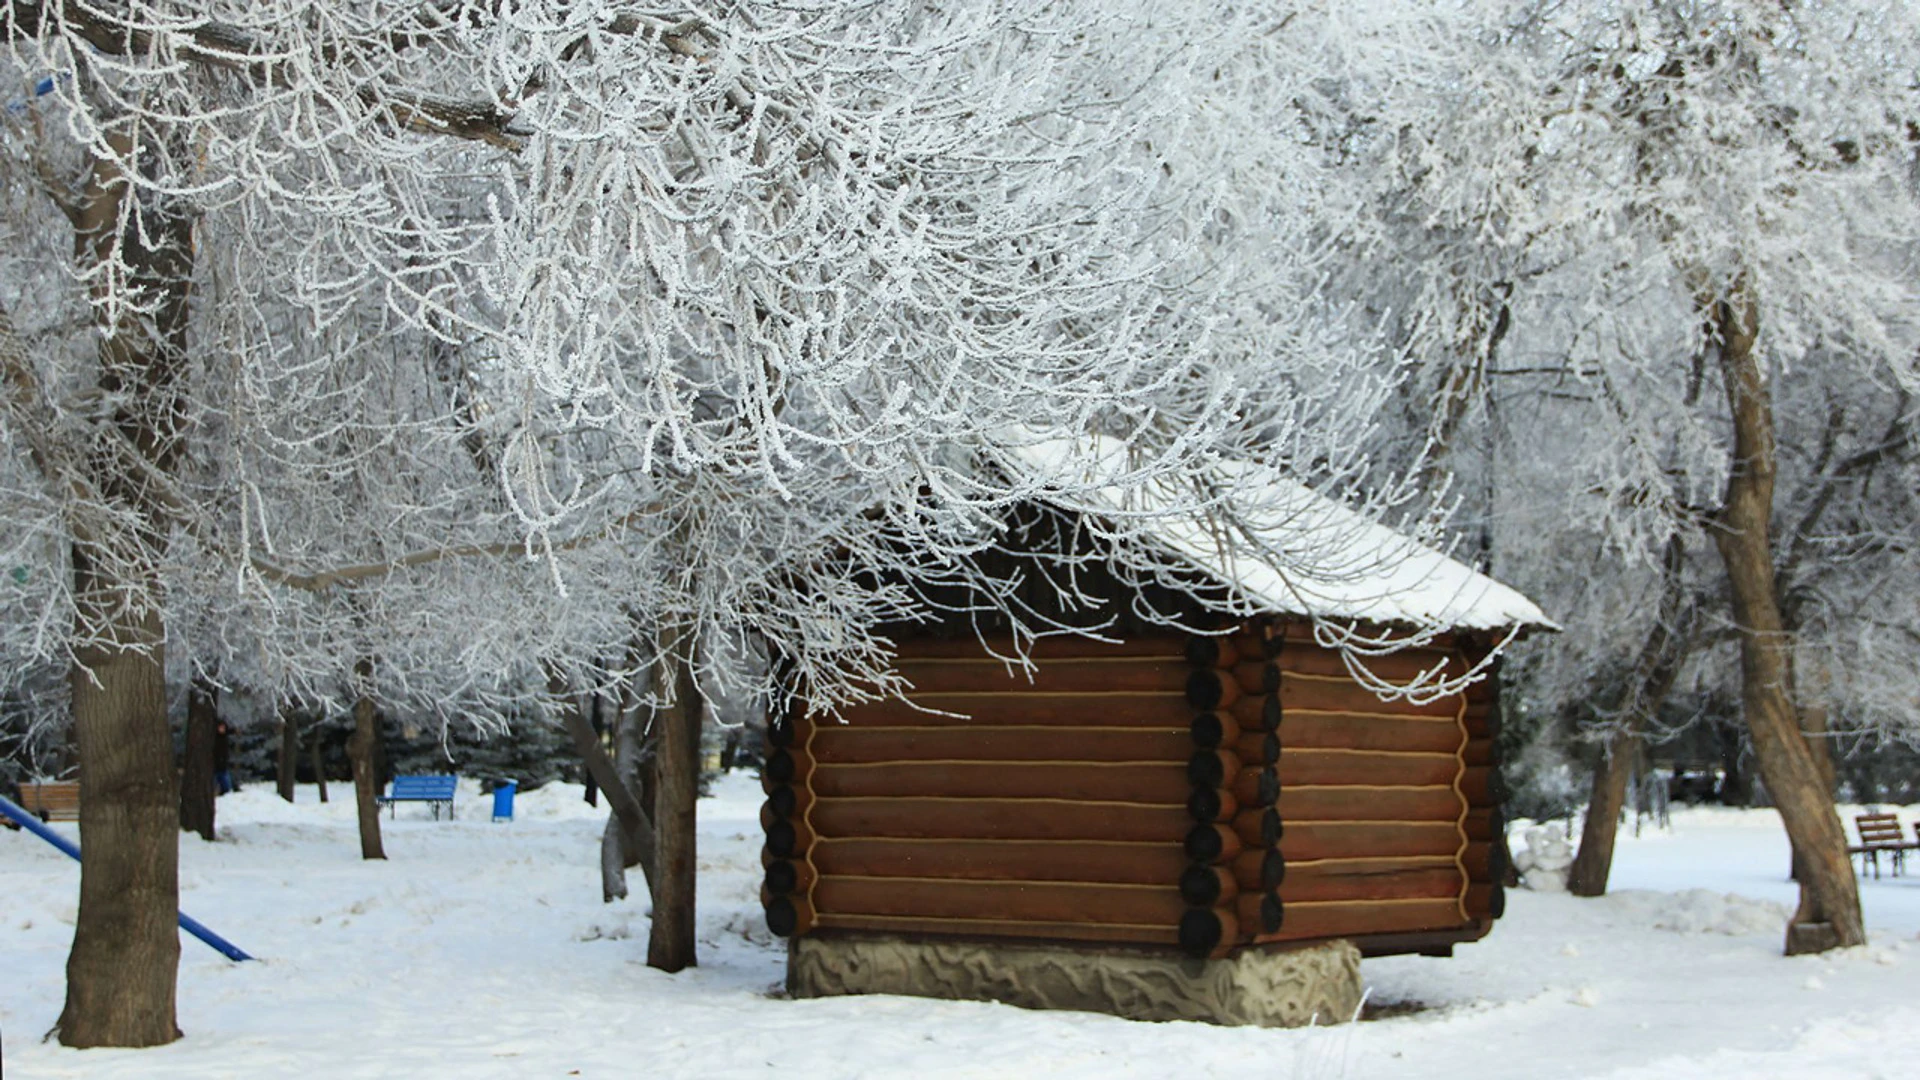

left=761, top=433, right=1553, bottom=1025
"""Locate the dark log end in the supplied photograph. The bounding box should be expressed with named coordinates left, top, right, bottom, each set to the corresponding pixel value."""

left=767, top=721, right=796, bottom=749
left=1489, top=884, right=1506, bottom=920
left=1187, top=787, right=1224, bottom=823
left=1178, top=908, right=1224, bottom=958
left=1179, top=863, right=1224, bottom=906
left=766, top=819, right=798, bottom=858
left=1260, top=695, right=1282, bottom=732
left=1261, top=631, right=1285, bottom=660
left=765, top=749, right=795, bottom=784
left=1261, top=663, right=1282, bottom=695
left=765, top=860, right=798, bottom=895
left=1185, top=636, right=1222, bottom=668
left=1262, top=849, right=1287, bottom=891
left=767, top=785, right=796, bottom=819
left=1489, top=768, right=1510, bottom=805
left=1187, top=750, right=1226, bottom=789
left=1185, top=669, right=1224, bottom=710
left=766, top=896, right=798, bottom=937
left=1190, top=712, right=1226, bottom=749
left=1185, top=824, right=1225, bottom=862
left=1259, top=808, right=1282, bottom=847
left=1255, top=732, right=1280, bottom=765
left=1256, top=768, right=1280, bottom=807
left=1259, top=892, right=1284, bottom=934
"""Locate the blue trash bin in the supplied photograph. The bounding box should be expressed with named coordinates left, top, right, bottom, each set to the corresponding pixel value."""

left=491, top=780, right=517, bottom=822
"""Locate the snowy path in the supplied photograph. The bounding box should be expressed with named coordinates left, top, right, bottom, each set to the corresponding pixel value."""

left=3, top=776, right=1917, bottom=1079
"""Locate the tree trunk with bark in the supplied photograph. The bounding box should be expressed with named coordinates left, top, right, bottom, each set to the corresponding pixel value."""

left=55, top=135, right=196, bottom=1048
left=1707, top=292, right=1864, bottom=954
left=179, top=675, right=218, bottom=842
left=277, top=713, right=299, bottom=803
left=58, top=600, right=181, bottom=1048
left=1569, top=536, right=1690, bottom=896
left=647, top=622, right=703, bottom=973
left=348, top=661, right=387, bottom=861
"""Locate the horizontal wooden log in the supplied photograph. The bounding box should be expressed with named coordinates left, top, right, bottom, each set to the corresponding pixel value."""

left=1280, top=867, right=1464, bottom=904
left=893, top=658, right=1195, bottom=695
left=810, top=837, right=1191, bottom=886
left=1234, top=806, right=1282, bottom=849
left=1236, top=730, right=1281, bottom=765
left=823, top=694, right=1200, bottom=728
left=764, top=892, right=817, bottom=937
left=808, top=725, right=1196, bottom=765
left=1187, top=748, right=1242, bottom=790
left=807, top=798, right=1194, bottom=844
left=1464, top=808, right=1495, bottom=843
left=1233, top=847, right=1287, bottom=893
left=1276, top=785, right=1466, bottom=822
left=1186, top=668, right=1242, bottom=711
left=811, top=876, right=1188, bottom=927
left=761, top=748, right=816, bottom=788
left=1280, top=821, right=1465, bottom=861
left=1458, top=766, right=1495, bottom=805
left=1279, top=750, right=1463, bottom=789
left=1180, top=863, right=1240, bottom=907
left=762, top=805, right=817, bottom=857
left=1227, top=693, right=1281, bottom=732
left=1187, top=785, right=1241, bottom=825
left=1236, top=889, right=1285, bottom=936
left=1280, top=678, right=1463, bottom=719
left=1460, top=843, right=1493, bottom=881
left=1185, top=823, right=1244, bottom=864
left=893, top=635, right=1189, bottom=661
left=1189, top=711, right=1244, bottom=749
left=1254, top=897, right=1472, bottom=944
left=1275, top=712, right=1464, bottom=753
left=1463, top=738, right=1494, bottom=768
left=1233, top=766, right=1280, bottom=809
left=763, top=857, right=818, bottom=897
left=810, top=761, right=1193, bottom=803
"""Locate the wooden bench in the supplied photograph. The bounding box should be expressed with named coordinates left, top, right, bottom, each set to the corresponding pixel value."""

left=376, top=774, right=457, bottom=820
left=1850, top=812, right=1918, bottom=879
left=15, top=780, right=80, bottom=823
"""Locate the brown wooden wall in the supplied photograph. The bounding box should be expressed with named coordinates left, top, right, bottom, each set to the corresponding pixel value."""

left=760, top=621, right=1504, bottom=960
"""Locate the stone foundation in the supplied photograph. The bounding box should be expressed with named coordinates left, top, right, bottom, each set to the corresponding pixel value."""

left=788, top=934, right=1363, bottom=1027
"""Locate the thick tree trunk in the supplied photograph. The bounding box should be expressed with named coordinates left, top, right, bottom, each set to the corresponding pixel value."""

left=58, top=601, right=180, bottom=1047
left=1569, top=537, right=1689, bottom=896
left=179, top=675, right=218, bottom=841
left=348, top=672, right=387, bottom=860
left=57, top=136, right=195, bottom=1048
left=1708, top=294, right=1864, bottom=954
left=277, top=713, right=299, bottom=803
left=647, top=622, right=702, bottom=972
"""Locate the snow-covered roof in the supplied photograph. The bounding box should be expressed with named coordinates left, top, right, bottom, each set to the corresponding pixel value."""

left=997, top=431, right=1555, bottom=632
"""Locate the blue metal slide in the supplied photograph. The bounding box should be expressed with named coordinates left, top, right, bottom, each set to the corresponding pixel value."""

left=0, top=793, right=255, bottom=962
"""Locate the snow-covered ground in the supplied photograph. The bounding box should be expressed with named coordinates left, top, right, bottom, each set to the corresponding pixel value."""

left=4, top=776, right=1917, bottom=1079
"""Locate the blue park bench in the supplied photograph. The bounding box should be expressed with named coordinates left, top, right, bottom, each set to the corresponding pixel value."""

left=377, top=774, right=458, bottom=820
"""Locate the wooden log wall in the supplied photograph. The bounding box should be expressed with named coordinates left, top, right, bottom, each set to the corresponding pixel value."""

left=760, top=621, right=1505, bottom=960
left=1242, top=622, right=1489, bottom=950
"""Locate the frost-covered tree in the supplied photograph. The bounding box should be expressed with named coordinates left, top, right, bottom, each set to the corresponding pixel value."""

left=1, top=1, right=1416, bottom=1045
left=1327, top=0, right=1920, bottom=951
